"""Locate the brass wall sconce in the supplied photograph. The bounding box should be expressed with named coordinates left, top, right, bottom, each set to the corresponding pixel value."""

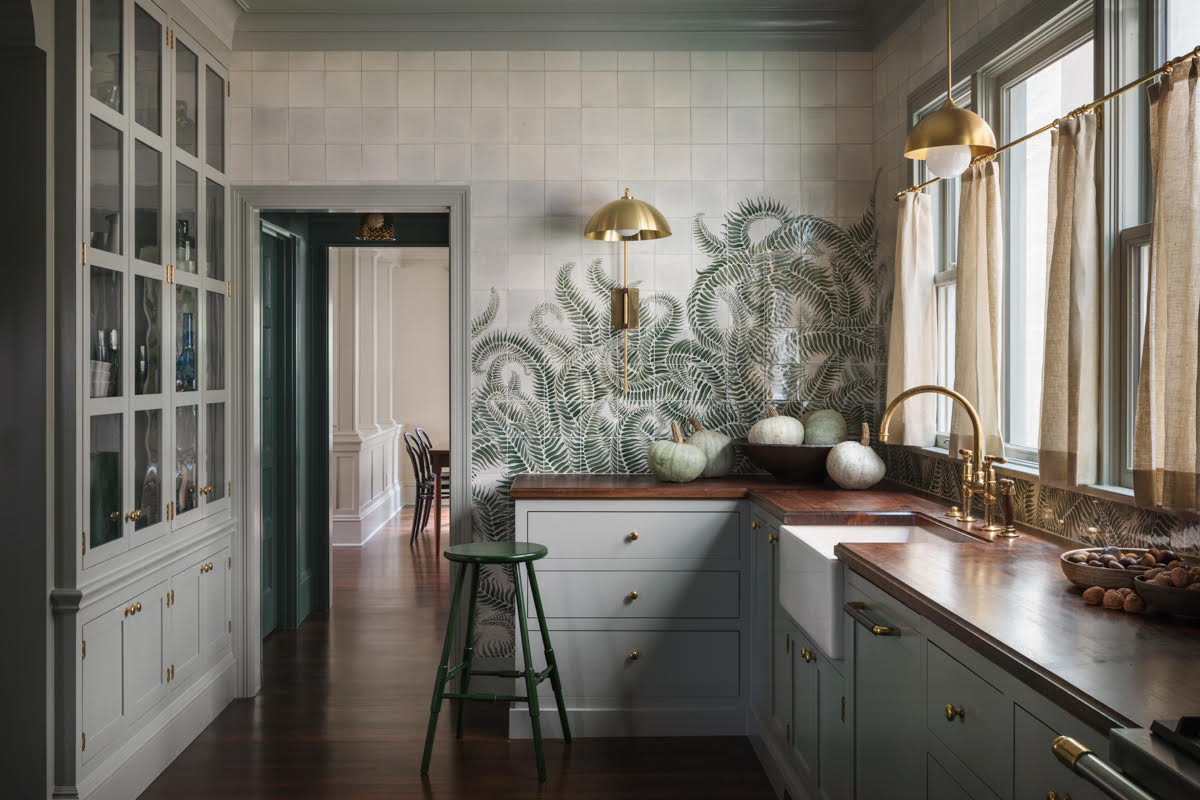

left=584, top=188, right=672, bottom=393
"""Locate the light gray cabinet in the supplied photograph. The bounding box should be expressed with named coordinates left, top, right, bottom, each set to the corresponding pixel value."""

left=926, top=641, right=1011, bottom=797
left=1013, top=705, right=1105, bottom=800
left=750, top=512, right=777, bottom=726
left=772, top=607, right=794, bottom=746
left=791, top=625, right=818, bottom=777
left=817, top=658, right=852, bottom=800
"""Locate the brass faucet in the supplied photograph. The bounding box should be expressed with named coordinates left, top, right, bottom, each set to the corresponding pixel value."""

left=879, top=384, right=1010, bottom=534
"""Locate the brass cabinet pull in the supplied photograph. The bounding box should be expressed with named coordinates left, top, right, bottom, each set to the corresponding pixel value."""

left=109, top=511, right=122, bottom=522
left=844, top=601, right=901, bottom=636
left=125, top=509, right=143, bottom=522
left=627, top=531, right=639, bottom=541
left=627, top=590, right=638, bottom=600
left=767, top=533, right=779, bottom=544
left=628, top=649, right=640, bottom=661
left=785, top=721, right=791, bottom=744
left=751, top=520, right=760, bottom=529
left=803, top=648, right=815, bottom=664
left=135, top=602, right=141, bottom=612
left=945, top=703, right=965, bottom=722
left=1046, top=793, right=1071, bottom=800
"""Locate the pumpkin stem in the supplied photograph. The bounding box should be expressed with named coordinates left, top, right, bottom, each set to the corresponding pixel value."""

left=766, top=405, right=779, bottom=417
left=671, top=420, right=685, bottom=444
left=860, top=422, right=871, bottom=446
left=688, top=416, right=704, bottom=432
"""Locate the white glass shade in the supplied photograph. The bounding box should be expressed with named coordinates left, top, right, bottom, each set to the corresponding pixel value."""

left=924, top=145, right=973, bottom=178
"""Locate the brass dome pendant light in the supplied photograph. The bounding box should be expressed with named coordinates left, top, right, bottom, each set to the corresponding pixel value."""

left=904, top=0, right=997, bottom=178
left=584, top=188, right=672, bottom=394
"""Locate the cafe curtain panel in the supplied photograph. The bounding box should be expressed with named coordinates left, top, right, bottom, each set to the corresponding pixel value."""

left=1038, top=114, right=1099, bottom=486
left=1134, top=56, right=1200, bottom=511
left=885, top=192, right=938, bottom=445
left=950, top=161, right=1004, bottom=459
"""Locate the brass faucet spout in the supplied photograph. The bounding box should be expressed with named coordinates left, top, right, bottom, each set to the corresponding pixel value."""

left=879, top=384, right=984, bottom=459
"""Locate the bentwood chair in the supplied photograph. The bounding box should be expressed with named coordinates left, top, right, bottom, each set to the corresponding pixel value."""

left=403, top=432, right=436, bottom=545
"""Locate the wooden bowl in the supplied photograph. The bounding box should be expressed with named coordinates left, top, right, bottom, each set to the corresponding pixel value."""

left=1133, top=575, right=1200, bottom=618
left=735, top=439, right=832, bottom=484
left=1059, top=547, right=1160, bottom=590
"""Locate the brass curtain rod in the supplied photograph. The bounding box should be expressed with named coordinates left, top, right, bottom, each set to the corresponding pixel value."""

left=893, top=43, right=1200, bottom=201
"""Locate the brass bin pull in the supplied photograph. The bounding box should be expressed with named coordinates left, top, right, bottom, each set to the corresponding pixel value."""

left=767, top=533, right=779, bottom=544
left=1051, top=736, right=1156, bottom=800
left=751, top=520, right=760, bottom=529
left=844, top=601, right=901, bottom=636
left=945, top=703, right=965, bottom=722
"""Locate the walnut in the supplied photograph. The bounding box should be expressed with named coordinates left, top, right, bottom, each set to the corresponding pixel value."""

left=1145, top=567, right=1165, bottom=580
left=1153, top=573, right=1175, bottom=586
left=1082, top=586, right=1105, bottom=605
left=1124, top=594, right=1146, bottom=613
left=1139, top=553, right=1157, bottom=567
left=1103, top=589, right=1125, bottom=610
left=1171, top=567, right=1192, bottom=588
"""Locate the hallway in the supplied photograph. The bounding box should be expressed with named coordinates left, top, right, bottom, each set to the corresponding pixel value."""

left=139, top=509, right=773, bottom=799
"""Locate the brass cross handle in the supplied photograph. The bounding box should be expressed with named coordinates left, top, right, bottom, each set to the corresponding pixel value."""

left=945, top=704, right=965, bottom=722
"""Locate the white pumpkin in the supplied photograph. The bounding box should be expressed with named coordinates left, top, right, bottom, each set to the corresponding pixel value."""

left=687, top=417, right=734, bottom=478
left=826, top=422, right=886, bottom=490
left=647, top=421, right=707, bottom=482
left=748, top=405, right=806, bottom=445
left=802, top=409, right=849, bottom=445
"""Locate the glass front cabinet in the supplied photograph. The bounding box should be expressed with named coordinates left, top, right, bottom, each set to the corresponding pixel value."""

left=82, top=0, right=231, bottom=570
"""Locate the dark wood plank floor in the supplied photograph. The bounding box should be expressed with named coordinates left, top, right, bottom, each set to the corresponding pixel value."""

left=140, top=508, right=774, bottom=799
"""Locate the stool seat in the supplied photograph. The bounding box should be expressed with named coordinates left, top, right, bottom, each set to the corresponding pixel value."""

left=443, top=541, right=548, bottom=564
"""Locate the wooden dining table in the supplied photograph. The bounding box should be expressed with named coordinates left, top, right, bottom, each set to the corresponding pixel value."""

left=429, top=448, right=449, bottom=539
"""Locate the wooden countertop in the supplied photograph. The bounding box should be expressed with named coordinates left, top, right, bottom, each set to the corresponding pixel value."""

left=510, top=473, right=1200, bottom=735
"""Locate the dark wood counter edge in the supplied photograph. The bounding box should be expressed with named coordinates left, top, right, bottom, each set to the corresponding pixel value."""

left=834, top=543, right=1136, bottom=735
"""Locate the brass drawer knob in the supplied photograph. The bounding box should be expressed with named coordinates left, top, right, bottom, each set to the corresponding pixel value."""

left=627, top=531, right=638, bottom=541
left=768, top=533, right=779, bottom=544
left=945, top=703, right=965, bottom=722
left=125, top=509, right=143, bottom=522
left=751, top=520, right=760, bottom=529
left=135, top=602, right=141, bottom=612
left=1047, top=793, right=1071, bottom=800
left=628, top=649, right=640, bottom=661
left=627, top=590, right=638, bottom=601
left=803, top=648, right=815, bottom=663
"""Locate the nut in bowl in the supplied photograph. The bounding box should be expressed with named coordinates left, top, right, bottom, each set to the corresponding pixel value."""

left=1132, top=562, right=1200, bottom=618
left=1060, top=546, right=1191, bottom=591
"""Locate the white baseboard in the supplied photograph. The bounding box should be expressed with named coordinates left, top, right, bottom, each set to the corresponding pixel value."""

left=331, top=484, right=402, bottom=546
left=747, top=706, right=811, bottom=800
left=76, top=654, right=236, bottom=800
left=507, top=703, right=745, bottom=738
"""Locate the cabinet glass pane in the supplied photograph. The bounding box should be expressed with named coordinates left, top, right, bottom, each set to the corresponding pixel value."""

left=175, top=43, right=198, bottom=156
left=89, top=117, right=123, bottom=255
left=89, top=267, right=123, bottom=399
left=175, top=285, right=198, bottom=392
left=134, top=275, right=162, bottom=395
left=134, top=141, right=161, bottom=263
left=205, top=67, right=225, bottom=171
left=206, top=403, right=225, bottom=501
left=175, top=405, right=198, bottom=514
left=133, top=6, right=160, bottom=134
left=89, top=0, right=123, bottom=112
left=205, top=179, right=225, bottom=279
left=134, top=409, right=162, bottom=530
left=206, top=290, right=225, bottom=390
left=175, top=163, right=198, bottom=272
left=89, top=413, right=123, bottom=549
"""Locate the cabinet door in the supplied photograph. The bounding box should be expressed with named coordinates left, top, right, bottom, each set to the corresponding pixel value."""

left=1014, top=705, right=1105, bottom=800
left=791, top=627, right=818, bottom=777
left=928, top=753, right=982, bottom=800
left=771, top=611, right=793, bottom=744
left=750, top=515, right=776, bottom=723
left=850, top=587, right=925, bottom=800
left=168, top=560, right=202, bottom=685
left=818, top=659, right=852, bottom=800
left=123, top=581, right=167, bottom=724
left=200, top=549, right=230, bottom=659
left=81, top=605, right=125, bottom=763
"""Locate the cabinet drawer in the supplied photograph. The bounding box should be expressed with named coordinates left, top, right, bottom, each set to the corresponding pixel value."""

left=525, top=511, right=739, bottom=561
left=926, top=642, right=1010, bottom=795
left=1014, top=705, right=1105, bottom=800
left=529, top=570, right=738, bottom=619
left=526, top=630, right=739, bottom=700
left=928, top=753, right=983, bottom=800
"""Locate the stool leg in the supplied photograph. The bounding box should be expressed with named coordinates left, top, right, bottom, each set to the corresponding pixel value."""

left=525, top=561, right=572, bottom=744
left=420, top=561, right=467, bottom=775
left=455, top=562, right=481, bottom=739
left=511, top=564, right=547, bottom=781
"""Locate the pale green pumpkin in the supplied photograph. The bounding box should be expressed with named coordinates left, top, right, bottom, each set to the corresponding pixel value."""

left=687, top=417, right=734, bottom=478
left=826, top=422, right=886, bottom=490
left=648, top=421, right=708, bottom=482
left=803, top=409, right=849, bottom=445
left=748, top=405, right=806, bottom=445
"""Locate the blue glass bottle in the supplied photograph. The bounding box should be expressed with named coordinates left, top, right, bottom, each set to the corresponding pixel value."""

left=176, top=312, right=196, bottom=391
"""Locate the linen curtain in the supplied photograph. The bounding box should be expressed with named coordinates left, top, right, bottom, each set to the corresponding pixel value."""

left=1038, top=114, right=1099, bottom=486
left=885, top=192, right=938, bottom=445
left=1134, top=56, right=1200, bottom=511
left=950, top=161, right=1004, bottom=458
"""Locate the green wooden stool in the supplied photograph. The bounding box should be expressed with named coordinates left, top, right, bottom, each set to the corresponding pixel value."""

left=420, top=541, right=571, bottom=781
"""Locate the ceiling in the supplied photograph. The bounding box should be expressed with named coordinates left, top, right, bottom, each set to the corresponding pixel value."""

left=230, top=0, right=923, bottom=52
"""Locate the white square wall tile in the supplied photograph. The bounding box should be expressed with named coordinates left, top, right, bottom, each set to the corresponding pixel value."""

left=288, top=52, right=323, bottom=70
left=727, top=51, right=764, bottom=69
left=581, top=145, right=618, bottom=179
left=231, top=107, right=251, bottom=144
left=691, top=108, right=727, bottom=143
left=435, top=51, right=471, bottom=70
left=655, top=51, right=691, bottom=70
left=799, top=180, right=837, bottom=217
left=361, top=51, right=398, bottom=71
left=397, top=51, right=435, bottom=70
left=396, top=145, right=435, bottom=180
left=397, top=72, right=434, bottom=107
left=252, top=107, right=288, bottom=143
left=361, top=70, right=398, bottom=106
left=764, top=52, right=800, bottom=70
left=509, top=217, right=544, bottom=253
left=652, top=180, right=691, bottom=218
left=836, top=70, right=872, bottom=106
left=289, top=108, right=325, bottom=143
left=653, top=145, right=690, bottom=179
left=472, top=71, right=507, bottom=108
left=764, top=107, right=800, bottom=143
left=837, top=107, right=873, bottom=143
left=618, top=51, right=654, bottom=70
left=362, top=107, right=399, bottom=143
left=837, top=144, right=873, bottom=179
left=837, top=51, right=873, bottom=70
left=362, top=145, right=398, bottom=181
left=252, top=72, right=289, bottom=107
left=509, top=72, right=546, bottom=107
left=326, top=145, right=362, bottom=180
left=728, top=108, right=763, bottom=143
left=690, top=51, right=726, bottom=70
left=434, top=143, right=470, bottom=180
left=508, top=51, right=546, bottom=70
left=618, top=144, right=654, bottom=178
left=509, top=181, right=545, bottom=217
left=545, top=181, right=583, bottom=216
left=288, top=71, right=324, bottom=107
left=799, top=107, right=836, bottom=143
left=545, top=108, right=581, bottom=144
left=324, top=71, right=361, bottom=107
left=471, top=144, right=508, bottom=179
left=434, top=107, right=471, bottom=142
left=508, top=253, right=544, bottom=290
left=230, top=52, right=253, bottom=71
left=764, top=70, right=800, bottom=106
left=397, top=108, right=434, bottom=142
left=435, top=71, right=471, bottom=107
left=252, top=51, right=290, bottom=71
left=289, top=145, right=324, bottom=181
left=509, top=108, right=545, bottom=143
left=472, top=51, right=508, bottom=71
left=545, top=71, right=582, bottom=107
left=690, top=71, right=727, bottom=107
left=619, top=107, right=654, bottom=144
left=728, top=71, right=764, bottom=106
left=325, top=52, right=361, bottom=71
left=545, top=51, right=581, bottom=70
left=471, top=107, right=508, bottom=143
left=800, top=144, right=836, bottom=180
left=582, top=51, right=618, bottom=71
left=691, top=145, right=727, bottom=180
left=691, top=180, right=727, bottom=218
left=801, top=72, right=837, bottom=107
left=509, top=145, right=546, bottom=179
left=231, top=71, right=251, bottom=107
left=581, top=71, right=617, bottom=106
left=654, top=108, right=690, bottom=143
left=653, top=71, right=690, bottom=107
left=728, top=144, right=764, bottom=180
left=546, top=145, right=582, bottom=180
left=618, top=71, right=654, bottom=106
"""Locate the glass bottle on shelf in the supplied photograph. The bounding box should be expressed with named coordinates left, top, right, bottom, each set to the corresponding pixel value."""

left=176, top=218, right=196, bottom=272
left=176, top=311, right=197, bottom=391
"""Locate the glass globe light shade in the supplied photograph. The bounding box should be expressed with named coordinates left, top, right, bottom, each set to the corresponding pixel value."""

left=924, top=145, right=973, bottom=179
left=616, top=228, right=641, bottom=237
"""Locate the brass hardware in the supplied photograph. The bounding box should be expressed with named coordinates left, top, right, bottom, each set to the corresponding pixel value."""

left=997, top=478, right=1019, bottom=538
left=785, top=721, right=791, bottom=744
left=628, top=649, right=640, bottom=661
left=228, top=481, right=232, bottom=497
left=979, top=454, right=1008, bottom=532
left=844, top=601, right=902, bottom=636
left=81, top=242, right=86, bottom=265
left=945, top=703, right=965, bottom=722
left=135, top=602, right=141, bottom=612
left=768, top=533, right=779, bottom=544
left=228, top=619, right=232, bottom=633
left=228, top=556, right=232, bottom=569
left=124, top=605, right=133, bottom=616
left=627, top=531, right=638, bottom=542
left=226, top=280, right=232, bottom=297
left=751, top=520, right=759, bottom=529
left=1051, top=736, right=1091, bottom=770
left=82, top=732, right=86, bottom=751
left=785, top=633, right=790, bottom=654
left=82, top=531, right=87, bottom=555
left=841, top=695, right=845, bottom=723
left=803, top=648, right=815, bottom=664
left=125, top=509, right=143, bottom=522
left=627, top=590, right=638, bottom=600
left=82, top=640, right=86, bottom=659
left=227, top=80, right=231, bottom=98
left=1047, top=793, right=1072, bottom=800
left=946, top=505, right=962, bottom=520
left=110, top=511, right=121, bottom=522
